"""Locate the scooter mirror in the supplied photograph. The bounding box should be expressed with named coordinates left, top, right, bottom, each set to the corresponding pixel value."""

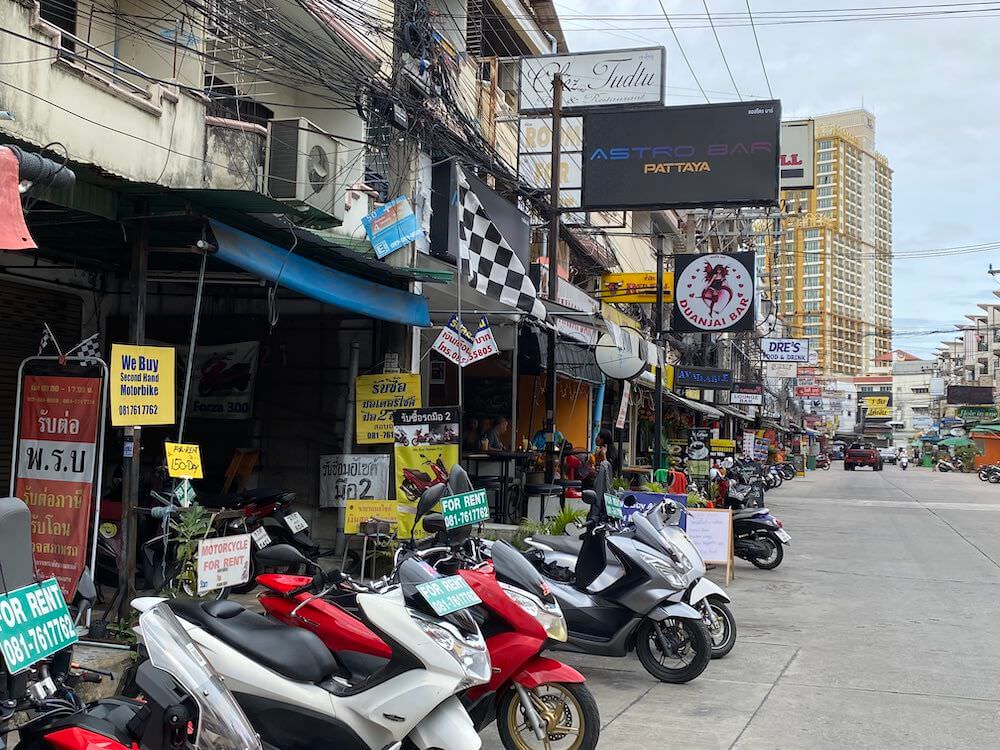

left=421, top=512, right=447, bottom=535
left=416, top=483, right=448, bottom=522
left=621, top=494, right=638, bottom=507
left=255, top=543, right=312, bottom=568
left=76, top=567, right=97, bottom=604
left=580, top=490, right=598, bottom=506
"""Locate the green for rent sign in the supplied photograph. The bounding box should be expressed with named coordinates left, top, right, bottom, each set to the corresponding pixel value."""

left=0, top=579, right=78, bottom=673
left=440, top=488, right=490, bottom=530
left=416, top=575, right=482, bottom=615
left=604, top=493, right=623, bottom=520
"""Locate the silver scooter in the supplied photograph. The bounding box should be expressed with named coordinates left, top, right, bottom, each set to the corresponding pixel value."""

left=526, top=495, right=737, bottom=658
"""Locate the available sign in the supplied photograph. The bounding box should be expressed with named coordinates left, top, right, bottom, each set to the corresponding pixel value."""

left=672, top=253, right=755, bottom=333
left=415, top=575, right=482, bottom=616
left=0, top=579, right=78, bottom=674
left=730, top=382, right=764, bottom=406
left=441, top=489, right=490, bottom=529
left=319, top=454, right=390, bottom=509
left=581, top=100, right=781, bottom=210
left=362, top=196, right=422, bottom=259
left=356, top=373, right=421, bottom=444
left=196, top=534, right=251, bottom=595
left=431, top=315, right=499, bottom=367
left=164, top=442, right=203, bottom=479
left=600, top=272, right=674, bottom=304
left=110, top=344, right=175, bottom=426
left=12, top=370, right=105, bottom=599
left=761, top=337, right=809, bottom=362
left=675, top=367, right=733, bottom=390
left=518, top=47, right=665, bottom=113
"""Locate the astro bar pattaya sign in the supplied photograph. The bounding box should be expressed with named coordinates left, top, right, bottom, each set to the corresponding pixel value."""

left=581, top=100, right=781, bottom=210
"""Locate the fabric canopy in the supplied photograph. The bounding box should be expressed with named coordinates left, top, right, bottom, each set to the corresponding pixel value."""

left=210, top=219, right=431, bottom=327
left=520, top=328, right=602, bottom=384
left=666, top=390, right=724, bottom=419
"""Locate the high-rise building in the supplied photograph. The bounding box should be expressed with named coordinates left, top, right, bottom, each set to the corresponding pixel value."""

left=759, top=109, right=892, bottom=375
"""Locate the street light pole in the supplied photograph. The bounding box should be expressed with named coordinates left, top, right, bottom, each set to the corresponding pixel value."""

left=545, top=73, right=563, bottom=484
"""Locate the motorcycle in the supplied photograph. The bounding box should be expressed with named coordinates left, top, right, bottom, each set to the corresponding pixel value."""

left=525, top=496, right=737, bottom=659
left=198, top=352, right=252, bottom=397
left=899, top=455, right=909, bottom=471
left=732, top=506, right=790, bottom=569
left=400, top=457, right=449, bottom=502
left=764, top=465, right=783, bottom=490
left=936, top=457, right=963, bottom=473
left=131, top=552, right=492, bottom=750
left=816, top=454, right=831, bottom=470
left=522, top=463, right=713, bottom=683
left=978, top=464, right=1000, bottom=481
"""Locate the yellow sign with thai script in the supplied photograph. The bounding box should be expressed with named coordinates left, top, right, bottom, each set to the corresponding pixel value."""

left=344, top=499, right=397, bottom=534
left=356, top=374, right=421, bottom=444
left=110, top=344, right=175, bottom=426
left=600, top=272, right=674, bottom=304
left=863, top=396, right=891, bottom=418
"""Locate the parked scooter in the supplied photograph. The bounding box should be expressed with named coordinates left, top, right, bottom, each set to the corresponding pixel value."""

left=521, top=463, right=712, bottom=683
left=732, top=506, right=790, bottom=569
left=132, top=553, right=492, bottom=750
left=526, top=496, right=737, bottom=659
left=816, top=453, right=831, bottom=470
left=936, top=457, right=963, bottom=473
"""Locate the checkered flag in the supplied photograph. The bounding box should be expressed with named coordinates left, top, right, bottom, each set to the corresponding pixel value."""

left=456, top=166, right=545, bottom=321
left=67, top=332, right=102, bottom=361
left=37, top=323, right=61, bottom=356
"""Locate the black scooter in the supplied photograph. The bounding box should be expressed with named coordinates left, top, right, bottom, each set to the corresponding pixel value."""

left=731, top=506, right=790, bottom=569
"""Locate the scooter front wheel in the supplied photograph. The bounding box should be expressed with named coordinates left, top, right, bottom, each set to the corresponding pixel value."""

left=497, top=681, right=600, bottom=750
left=634, top=617, right=711, bottom=683
left=703, top=599, right=737, bottom=659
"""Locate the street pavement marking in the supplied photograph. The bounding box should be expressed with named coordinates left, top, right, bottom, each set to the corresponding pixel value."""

left=774, top=496, right=1000, bottom=511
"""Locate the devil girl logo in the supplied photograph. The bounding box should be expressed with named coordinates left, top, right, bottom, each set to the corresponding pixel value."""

left=672, top=252, right=755, bottom=332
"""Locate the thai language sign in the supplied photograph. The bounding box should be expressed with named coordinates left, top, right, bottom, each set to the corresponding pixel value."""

left=13, top=373, right=103, bottom=598
left=0, top=579, right=78, bottom=674
left=110, top=344, right=175, bottom=426
left=362, top=196, right=422, bottom=259
left=319, top=454, right=390, bottom=509
left=600, top=272, right=674, bottom=304
left=343, top=499, right=397, bottom=534
left=431, top=315, right=499, bottom=367
left=761, top=337, right=810, bottom=362
left=393, top=407, right=460, bottom=539
left=355, top=373, right=421, bottom=444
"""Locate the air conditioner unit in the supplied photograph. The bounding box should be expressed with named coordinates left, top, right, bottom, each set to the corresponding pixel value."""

left=264, top=117, right=343, bottom=228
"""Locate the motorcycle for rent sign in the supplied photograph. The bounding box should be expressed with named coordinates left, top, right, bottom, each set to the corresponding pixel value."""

left=0, top=578, right=78, bottom=673
left=196, top=534, right=252, bottom=594
left=319, top=454, right=390, bottom=509
left=11, top=359, right=108, bottom=599
left=393, top=407, right=460, bottom=538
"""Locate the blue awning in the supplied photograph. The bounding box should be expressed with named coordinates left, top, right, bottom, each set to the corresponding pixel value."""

left=209, top=220, right=430, bottom=327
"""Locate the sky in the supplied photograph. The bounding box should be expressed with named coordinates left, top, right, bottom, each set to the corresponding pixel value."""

left=555, top=0, right=1000, bottom=357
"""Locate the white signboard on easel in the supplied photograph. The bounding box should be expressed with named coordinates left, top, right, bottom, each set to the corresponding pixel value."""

left=685, top=508, right=734, bottom=584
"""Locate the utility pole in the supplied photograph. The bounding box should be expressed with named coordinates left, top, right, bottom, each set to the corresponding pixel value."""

left=118, top=212, right=147, bottom=620
left=653, top=234, right=665, bottom=472
left=545, top=73, right=563, bottom=484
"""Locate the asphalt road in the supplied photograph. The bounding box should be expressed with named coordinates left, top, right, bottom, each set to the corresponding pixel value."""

left=481, top=464, right=1000, bottom=749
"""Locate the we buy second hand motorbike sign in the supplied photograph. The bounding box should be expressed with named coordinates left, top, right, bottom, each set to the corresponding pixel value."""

left=393, top=407, right=460, bottom=538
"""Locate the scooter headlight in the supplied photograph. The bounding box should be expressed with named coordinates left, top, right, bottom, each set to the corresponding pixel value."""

left=639, top=551, right=690, bottom=588
left=414, top=616, right=491, bottom=688
left=498, top=583, right=568, bottom=642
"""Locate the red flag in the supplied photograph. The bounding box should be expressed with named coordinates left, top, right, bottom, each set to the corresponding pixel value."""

left=0, top=147, right=36, bottom=251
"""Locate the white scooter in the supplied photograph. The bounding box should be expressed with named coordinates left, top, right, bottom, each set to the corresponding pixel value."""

left=132, top=555, right=490, bottom=750
left=899, top=454, right=909, bottom=471
left=526, top=497, right=737, bottom=658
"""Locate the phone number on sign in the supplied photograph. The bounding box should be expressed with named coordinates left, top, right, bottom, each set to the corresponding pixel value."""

left=117, top=404, right=158, bottom=416
left=1, top=615, right=76, bottom=668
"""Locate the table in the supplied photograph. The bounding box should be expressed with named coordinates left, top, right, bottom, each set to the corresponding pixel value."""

left=466, top=450, right=539, bottom=522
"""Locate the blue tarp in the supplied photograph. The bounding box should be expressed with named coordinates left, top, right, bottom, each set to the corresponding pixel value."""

left=210, top=219, right=431, bottom=327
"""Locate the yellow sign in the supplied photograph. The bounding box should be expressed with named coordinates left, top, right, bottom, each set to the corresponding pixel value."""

left=110, top=344, right=176, bottom=426
left=344, top=499, right=397, bottom=534
left=864, top=396, right=889, bottom=408
left=711, top=439, right=737, bottom=450
left=356, top=374, right=421, bottom=444
left=165, top=442, right=203, bottom=479
left=865, top=406, right=892, bottom=418
left=600, top=272, right=674, bottom=304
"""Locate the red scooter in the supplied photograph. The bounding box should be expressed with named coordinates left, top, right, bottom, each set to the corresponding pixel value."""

left=256, top=533, right=601, bottom=748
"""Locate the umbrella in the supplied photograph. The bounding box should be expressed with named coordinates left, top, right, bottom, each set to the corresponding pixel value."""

left=938, top=436, right=975, bottom=448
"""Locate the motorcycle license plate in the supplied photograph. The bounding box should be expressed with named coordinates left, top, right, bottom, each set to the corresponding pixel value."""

left=284, top=511, right=309, bottom=534
left=251, top=527, right=272, bottom=549
left=775, top=528, right=791, bottom=543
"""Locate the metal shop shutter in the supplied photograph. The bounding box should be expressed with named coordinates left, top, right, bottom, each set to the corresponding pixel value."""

left=0, top=279, right=82, bottom=490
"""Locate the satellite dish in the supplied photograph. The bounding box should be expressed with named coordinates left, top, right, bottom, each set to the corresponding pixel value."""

left=595, top=330, right=647, bottom=381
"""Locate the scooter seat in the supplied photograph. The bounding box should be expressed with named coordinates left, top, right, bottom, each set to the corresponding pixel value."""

left=197, top=488, right=293, bottom=509
left=733, top=507, right=769, bottom=520
left=167, top=599, right=337, bottom=683
left=531, top=535, right=583, bottom=556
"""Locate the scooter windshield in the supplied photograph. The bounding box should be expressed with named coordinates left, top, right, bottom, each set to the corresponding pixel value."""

left=398, top=556, right=479, bottom=635
left=491, top=540, right=555, bottom=604
left=140, top=604, right=262, bottom=750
